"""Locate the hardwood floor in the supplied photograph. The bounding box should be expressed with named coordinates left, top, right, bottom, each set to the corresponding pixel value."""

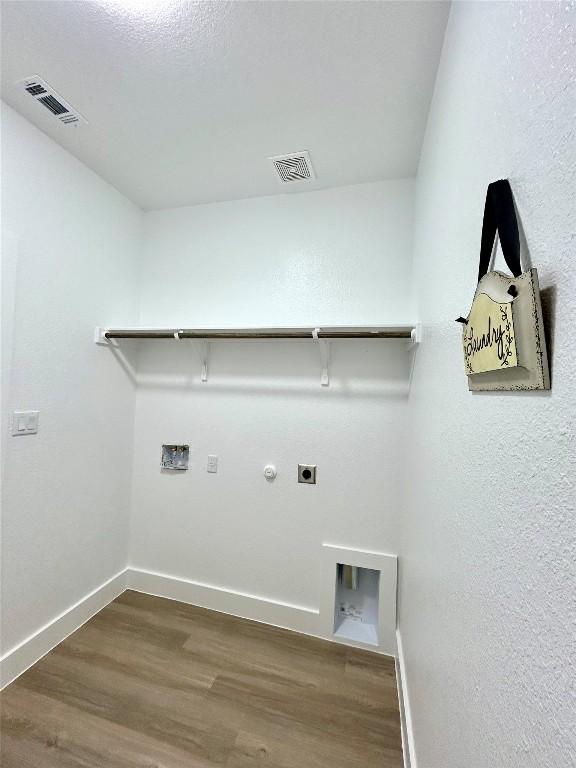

left=0, top=591, right=403, bottom=767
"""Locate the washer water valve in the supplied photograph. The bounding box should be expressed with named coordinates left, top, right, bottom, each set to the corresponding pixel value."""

left=264, top=464, right=277, bottom=481
left=161, top=444, right=189, bottom=471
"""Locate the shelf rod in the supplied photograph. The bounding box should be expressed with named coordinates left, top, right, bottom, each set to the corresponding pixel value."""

left=103, top=328, right=414, bottom=341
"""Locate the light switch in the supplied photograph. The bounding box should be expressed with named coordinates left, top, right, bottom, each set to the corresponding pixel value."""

left=207, top=454, right=218, bottom=473
left=12, top=411, right=39, bottom=436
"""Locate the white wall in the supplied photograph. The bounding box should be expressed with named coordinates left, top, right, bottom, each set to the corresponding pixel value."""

left=139, top=181, right=415, bottom=326
left=130, top=181, right=414, bottom=620
left=400, top=3, right=576, bottom=767
left=1, top=104, right=142, bottom=654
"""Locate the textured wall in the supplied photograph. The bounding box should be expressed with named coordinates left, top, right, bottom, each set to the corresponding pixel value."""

left=130, top=181, right=414, bottom=614
left=139, top=181, right=415, bottom=326
left=399, top=3, right=576, bottom=767
left=1, top=104, right=142, bottom=653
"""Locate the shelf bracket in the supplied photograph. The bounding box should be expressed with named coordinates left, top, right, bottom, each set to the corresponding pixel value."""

left=313, top=327, right=330, bottom=387
left=409, top=323, right=422, bottom=349
left=174, top=330, right=208, bottom=382
left=407, top=323, right=422, bottom=391
left=196, top=341, right=209, bottom=382
left=94, top=326, right=109, bottom=346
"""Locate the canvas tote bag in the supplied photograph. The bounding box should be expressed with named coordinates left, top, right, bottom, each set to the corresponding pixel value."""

left=460, top=180, right=550, bottom=391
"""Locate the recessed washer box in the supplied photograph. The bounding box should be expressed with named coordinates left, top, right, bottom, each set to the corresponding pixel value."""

left=161, top=445, right=189, bottom=471
left=320, top=544, right=398, bottom=655
left=334, top=566, right=380, bottom=646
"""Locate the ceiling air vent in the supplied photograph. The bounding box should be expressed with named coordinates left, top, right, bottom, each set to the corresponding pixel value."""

left=18, top=76, right=87, bottom=126
left=269, top=151, right=316, bottom=184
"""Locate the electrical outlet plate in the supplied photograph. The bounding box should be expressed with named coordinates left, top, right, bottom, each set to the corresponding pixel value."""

left=298, top=464, right=317, bottom=484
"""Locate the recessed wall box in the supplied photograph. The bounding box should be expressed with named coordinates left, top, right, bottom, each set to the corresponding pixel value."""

left=334, top=565, right=380, bottom=646
left=161, top=444, right=189, bottom=471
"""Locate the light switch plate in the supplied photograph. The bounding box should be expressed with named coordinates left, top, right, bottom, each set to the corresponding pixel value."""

left=207, top=454, right=218, bottom=473
left=12, top=410, right=39, bottom=436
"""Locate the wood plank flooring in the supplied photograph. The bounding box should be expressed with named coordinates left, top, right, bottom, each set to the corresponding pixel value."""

left=0, top=591, right=403, bottom=767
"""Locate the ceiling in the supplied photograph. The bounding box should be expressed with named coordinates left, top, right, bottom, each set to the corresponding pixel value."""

left=1, top=1, right=450, bottom=211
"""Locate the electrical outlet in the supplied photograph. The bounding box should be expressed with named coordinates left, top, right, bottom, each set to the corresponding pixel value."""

left=298, top=464, right=316, bottom=484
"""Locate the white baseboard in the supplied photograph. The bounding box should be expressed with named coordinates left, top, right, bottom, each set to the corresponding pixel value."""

left=396, top=628, right=417, bottom=768
left=1, top=564, right=395, bottom=690
left=0, top=569, right=127, bottom=689
left=127, top=567, right=321, bottom=637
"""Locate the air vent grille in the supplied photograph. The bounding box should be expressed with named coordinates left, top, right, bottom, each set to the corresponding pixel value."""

left=38, top=94, right=69, bottom=116
left=25, top=83, right=47, bottom=96
left=18, top=76, right=86, bottom=126
left=269, top=151, right=316, bottom=184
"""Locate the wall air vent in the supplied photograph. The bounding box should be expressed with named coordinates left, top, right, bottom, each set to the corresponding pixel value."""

left=18, top=76, right=87, bottom=126
left=269, top=151, right=316, bottom=184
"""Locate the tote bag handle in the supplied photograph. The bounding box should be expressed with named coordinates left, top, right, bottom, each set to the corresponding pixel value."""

left=477, top=179, right=522, bottom=282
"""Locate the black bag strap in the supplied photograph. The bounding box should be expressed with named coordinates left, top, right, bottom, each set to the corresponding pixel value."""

left=477, top=179, right=522, bottom=282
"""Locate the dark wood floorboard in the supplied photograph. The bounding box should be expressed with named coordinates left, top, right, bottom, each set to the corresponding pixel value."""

left=0, top=590, right=403, bottom=767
